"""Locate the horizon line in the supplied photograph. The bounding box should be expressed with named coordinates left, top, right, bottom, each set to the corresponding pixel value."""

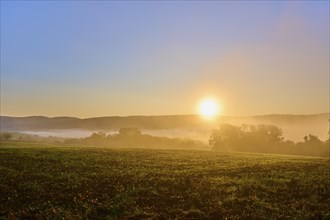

left=1, top=112, right=329, bottom=120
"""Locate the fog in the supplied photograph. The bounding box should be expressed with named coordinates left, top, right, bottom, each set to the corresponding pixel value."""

left=19, top=128, right=212, bottom=143
left=22, top=130, right=96, bottom=138
left=3, top=115, right=328, bottom=157
left=19, top=119, right=328, bottom=143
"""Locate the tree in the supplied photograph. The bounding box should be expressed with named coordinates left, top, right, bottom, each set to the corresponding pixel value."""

left=255, top=124, right=283, bottom=144
left=209, top=124, right=284, bottom=151
left=1, top=133, right=12, bottom=141
left=91, top=131, right=106, bottom=139
left=86, top=131, right=107, bottom=144
left=209, top=124, right=243, bottom=150
left=118, top=128, right=142, bottom=137
left=303, top=134, right=322, bottom=145
left=303, top=136, right=309, bottom=143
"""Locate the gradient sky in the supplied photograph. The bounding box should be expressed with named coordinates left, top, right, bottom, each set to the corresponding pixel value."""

left=1, top=1, right=329, bottom=117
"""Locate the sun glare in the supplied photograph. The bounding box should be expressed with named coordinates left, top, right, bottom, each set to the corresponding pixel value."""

left=199, top=98, right=220, bottom=119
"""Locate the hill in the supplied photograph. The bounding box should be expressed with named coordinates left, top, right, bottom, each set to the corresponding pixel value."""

left=0, top=115, right=203, bottom=130
left=1, top=113, right=329, bottom=141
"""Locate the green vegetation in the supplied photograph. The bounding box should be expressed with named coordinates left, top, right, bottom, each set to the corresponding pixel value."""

left=1, top=142, right=329, bottom=219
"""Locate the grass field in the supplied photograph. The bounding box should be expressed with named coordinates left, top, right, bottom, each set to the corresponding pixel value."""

left=0, top=142, right=329, bottom=219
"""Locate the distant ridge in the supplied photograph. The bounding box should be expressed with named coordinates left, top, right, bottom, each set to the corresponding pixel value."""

left=1, top=113, right=329, bottom=131
left=0, top=115, right=201, bottom=131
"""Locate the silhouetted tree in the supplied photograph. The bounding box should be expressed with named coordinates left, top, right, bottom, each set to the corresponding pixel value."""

left=90, top=132, right=106, bottom=139
left=254, top=124, right=284, bottom=144
left=209, top=124, right=243, bottom=151
left=118, top=128, right=142, bottom=137
left=84, top=131, right=107, bottom=144
left=2, top=133, right=12, bottom=141
left=303, top=134, right=322, bottom=145
left=210, top=124, right=284, bottom=151
left=303, top=136, right=309, bottom=143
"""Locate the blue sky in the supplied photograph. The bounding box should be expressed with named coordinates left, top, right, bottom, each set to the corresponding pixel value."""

left=1, top=1, right=329, bottom=117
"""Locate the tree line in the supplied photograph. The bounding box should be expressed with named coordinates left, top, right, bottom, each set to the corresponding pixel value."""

left=1, top=124, right=329, bottom=157
left=64, top=127, right=205, bottom=150
left=209, top=124, right=329, bottom=157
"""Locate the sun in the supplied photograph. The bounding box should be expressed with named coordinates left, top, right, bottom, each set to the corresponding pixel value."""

left=198, top=98, right=220, bottom=119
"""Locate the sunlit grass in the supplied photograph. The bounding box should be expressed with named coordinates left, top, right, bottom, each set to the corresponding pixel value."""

left=0, top=142, right=329, bottom=219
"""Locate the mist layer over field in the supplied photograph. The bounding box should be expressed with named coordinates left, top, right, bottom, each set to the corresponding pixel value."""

left=8, top=113, right=328, bottom=142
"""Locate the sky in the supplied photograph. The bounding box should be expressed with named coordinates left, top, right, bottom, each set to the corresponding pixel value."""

left=1, top=1, right=329, bottom=118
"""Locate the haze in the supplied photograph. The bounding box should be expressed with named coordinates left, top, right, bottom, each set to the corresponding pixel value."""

left=1, top=1, right=329, bottom=117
